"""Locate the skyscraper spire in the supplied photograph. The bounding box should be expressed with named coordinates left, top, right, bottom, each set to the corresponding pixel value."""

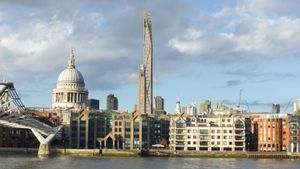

left=68, top=48, right=75, bottom=68
left=138, top=11, right=153, bottom=115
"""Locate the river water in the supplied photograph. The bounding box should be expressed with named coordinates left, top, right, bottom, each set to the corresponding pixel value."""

left=0, top=154, right=300, bottom=169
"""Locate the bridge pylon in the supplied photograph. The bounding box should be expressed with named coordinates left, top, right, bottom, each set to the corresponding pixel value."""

left=0, top=82, right=62, bottom=157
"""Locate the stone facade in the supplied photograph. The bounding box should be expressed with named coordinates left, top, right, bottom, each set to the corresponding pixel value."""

left=169, top=113, right=248, bottom=151
left=68, top=109, right=106, bottom=149
left=288, top=114, right=300, bottom=153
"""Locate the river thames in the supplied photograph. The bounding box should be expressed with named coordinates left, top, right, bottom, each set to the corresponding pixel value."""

left=1, top=154, right=300, bottom=169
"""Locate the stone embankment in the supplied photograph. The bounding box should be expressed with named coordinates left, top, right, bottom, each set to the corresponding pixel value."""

left=145, top=150, right=300, bottom=158
left=0, top=147, right=299, bottom=158
left=52, top=148, right=139, bottom=157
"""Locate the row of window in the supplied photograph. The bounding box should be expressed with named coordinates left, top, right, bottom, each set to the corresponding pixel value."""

left=186, top=129, right=235, bottom=134
left=177, top=141, right=237, bottom=146
left=173, top=135, right=243, bottom=140
left=259, top=143, right=280, bottom=148
left=114, top=121, right=122, bottom=126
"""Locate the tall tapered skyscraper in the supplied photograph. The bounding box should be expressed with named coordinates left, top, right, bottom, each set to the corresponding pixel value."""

left=138, top=11, right=153, bottom=115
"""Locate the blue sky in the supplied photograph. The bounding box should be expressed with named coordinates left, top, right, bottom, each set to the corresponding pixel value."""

left=1, top=0, right=300, bottom=113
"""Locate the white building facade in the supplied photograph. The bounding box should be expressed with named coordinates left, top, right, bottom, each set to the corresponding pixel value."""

left=169, top=114, right=248, bottom=151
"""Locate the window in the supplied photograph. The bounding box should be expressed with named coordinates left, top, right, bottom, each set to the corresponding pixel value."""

left=176, top=120, right=185, bottom=128
left=235, top=120, right=244, bottom=128
left=200, top=130, right=209, bottom=134
left=200, top=135, right=209, bottom=140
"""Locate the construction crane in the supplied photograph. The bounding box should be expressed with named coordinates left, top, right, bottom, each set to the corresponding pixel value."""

left=283, top=98, right=293, bottom=113
left=245, top=100, right=251, bottom=113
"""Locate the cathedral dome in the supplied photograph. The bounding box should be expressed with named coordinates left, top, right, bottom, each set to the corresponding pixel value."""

left=55, top=49, right=86, bottom=89
left=52, top=49, right=88, bottom=110
left=57, top=68, right=85, bottom=85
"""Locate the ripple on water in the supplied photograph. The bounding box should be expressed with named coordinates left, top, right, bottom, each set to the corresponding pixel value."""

left=0, top=155, right=300, bottom=169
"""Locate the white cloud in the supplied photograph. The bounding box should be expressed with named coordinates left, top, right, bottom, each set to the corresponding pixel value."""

left=213, top=7, right=231, bottom=19
left=0, top=0, right=300, bottom=108
left=0, top=20, right=73, bottom=72
left=168, top=29, right=206, bottom=56
left=237, top=0, right=300, bottom=17
left=168, top=2, right=300, bottom=62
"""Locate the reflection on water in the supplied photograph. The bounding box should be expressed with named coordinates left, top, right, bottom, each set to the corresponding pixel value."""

left=0, top=154, right=300, bottom=169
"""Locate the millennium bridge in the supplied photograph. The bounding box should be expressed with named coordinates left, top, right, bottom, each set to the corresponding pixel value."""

left=0, top=82, right=62, bottom=157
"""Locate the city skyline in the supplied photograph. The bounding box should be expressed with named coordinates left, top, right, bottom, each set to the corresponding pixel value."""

left=1, top=1, right=300, bottom=113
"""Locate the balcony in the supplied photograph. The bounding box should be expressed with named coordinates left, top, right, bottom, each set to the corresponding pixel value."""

left=290, top=130, right=298, bottom=135
left=176, top=136, right=185, bottom=140
left=290, top=137, right=299, bottom=142
left=200, top=141, right=209, bottom=146
left=235, top=142, right=244, bottom=146
left=235, top=136, right=244, bottom=140
left=235, top=130, right=245, bottom=135
left=176, top=141, right=185, bottom=146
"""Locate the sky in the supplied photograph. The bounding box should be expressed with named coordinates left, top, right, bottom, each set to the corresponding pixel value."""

left=1, top=0, right=300, bottom=113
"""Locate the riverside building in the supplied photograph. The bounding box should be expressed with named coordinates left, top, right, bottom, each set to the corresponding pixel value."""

left=288, top=114, right=300, bottom=153
left=169, top=110, right=249, bottom=151
left=250, top=113, right=293, bottom=152
left=98, top=110, right=170, bottom=150
left=69, top=109, right=106, bottom=149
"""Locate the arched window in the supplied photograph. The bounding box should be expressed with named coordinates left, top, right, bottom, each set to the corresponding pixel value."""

left=176, top=119, right=185, bottom=128
left=235, top=119, right=244, bottom=128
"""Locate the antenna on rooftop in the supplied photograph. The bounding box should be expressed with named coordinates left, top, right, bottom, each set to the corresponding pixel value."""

left=237, top=89, right=242, bottom=108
